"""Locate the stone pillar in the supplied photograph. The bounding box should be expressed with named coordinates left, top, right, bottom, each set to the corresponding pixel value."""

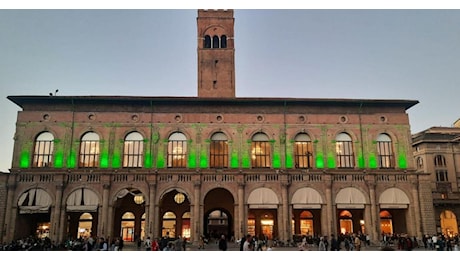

left=325, top=176, right=333, bottom=236
left=3, top=181, right=16, bottom=243
left=51, top=183, right=64, bottom=243
left=100, top=184, right=110, bottom=238
left=237, top=182, right=245, bottom=240
left=281, top=183, right=290, bottom=242
left=193, top=181, right=201, bottom=244
left=148, top=183, right=156, bottom=238
left=367, top=180, right=378, bottom=243
left=411, top=180, right=422, bottom=238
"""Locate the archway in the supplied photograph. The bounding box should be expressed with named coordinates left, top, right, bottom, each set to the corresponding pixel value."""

left=203, top=188, right=235, bottom=242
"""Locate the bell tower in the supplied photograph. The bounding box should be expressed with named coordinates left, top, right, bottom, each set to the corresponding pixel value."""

left=197, top=9, right=235, bottom=98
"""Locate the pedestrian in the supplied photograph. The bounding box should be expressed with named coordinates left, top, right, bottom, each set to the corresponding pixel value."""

left=144, top=236, right=152, bottom=251
left=218, top=234, right=228, bottom=251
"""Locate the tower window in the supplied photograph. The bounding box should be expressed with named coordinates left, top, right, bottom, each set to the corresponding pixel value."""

left=221, top=35, right=227, bottom=48
left=204, top=35, right=211, bottom=48
left=212, top=35, right=219, bottom=48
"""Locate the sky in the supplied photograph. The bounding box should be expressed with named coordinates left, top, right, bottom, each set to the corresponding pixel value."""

left=1, top=3, right=460, bottom=172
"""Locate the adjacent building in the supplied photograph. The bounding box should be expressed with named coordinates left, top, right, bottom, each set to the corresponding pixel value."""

left=412, top=125, right=460, bottom=237
left=0, top=9, right=437, bottom=246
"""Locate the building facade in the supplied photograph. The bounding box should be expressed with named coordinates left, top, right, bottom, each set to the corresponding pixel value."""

left=412, top=126, right=460, bottom=237
left=0, top=10, right=436, bottom=246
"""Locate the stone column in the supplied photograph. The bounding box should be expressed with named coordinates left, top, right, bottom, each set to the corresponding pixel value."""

left=148, top=183, right=156, bottom=238
left=281, top=183, right=290, bottom=242
left=193, top=181, right=201, bottom=244
left=325, top=176, right=333, bottom=236
left=51, top=183, right=64, bottom=243
left=100, top=183, right=110, bottom=238
left=3, top=182, right=16, bottom=243
left=411, top=180, right=422, bottom=238
left=237, top=182, right=245, bottom=240
left=367, top=180, right=378, bottom=243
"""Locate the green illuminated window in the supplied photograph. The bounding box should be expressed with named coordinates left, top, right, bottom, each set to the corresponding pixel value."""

left=294, top=133, right=313, bottom=169
left=377, top=134, right=394, bottom=169
left=79, top=132, right=100, bottom=168
left=167, top=132, right=187, bottom=168
left=123, top=132, right=144, bottom=168
left=251, top=133, right=271, bottom=168
left=210, top=132, right=228, bottom=168
left=335, top=133, right=354, bottom=168
left=33, top=132, right=54, bottom=168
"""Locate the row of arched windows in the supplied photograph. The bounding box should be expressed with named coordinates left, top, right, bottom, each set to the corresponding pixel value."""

left=203, top=35, right=227, bottom=49
left=31, top=131, right=396, bottom=169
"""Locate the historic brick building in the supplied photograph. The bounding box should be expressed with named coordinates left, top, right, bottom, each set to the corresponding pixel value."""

left=0, top=9, right=436, bottom=246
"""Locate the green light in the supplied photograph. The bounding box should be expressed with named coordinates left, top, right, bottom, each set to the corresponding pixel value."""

left=188, top=140, right=196, bottom=168
left=188, top=152, right=196, bottom=168
left=20, top=150, right=30, bottom=168
left=285, top=153, right=293, bottom=168
left=398, top=155, right=407, bottom=169
left=327, top=152, right=335, bottom=168
left=144, top=153, right=153, bottom=168
left=100, top=150, right=109, bottom=168
left=230, top=152, right=239, bottom=168
left=112, top=151, right=121, bottom=168
left=369, top=154, right=377, bottom=169
left=67, top=150, right=76, bottom=168
left=358, top=155, right=365, bottom=168
left=316, top=154, right=324, bottom=168
left=156, top=155, right=165, bottom=168
left=273, top=152, right=281, bottom=168
left=285, top=141, right=293, bottom=168
left=54, top=150, right=64, bottom=168
left=242, top=154, right=250, bottom=168
left=200, top=150, right=207, bottom=168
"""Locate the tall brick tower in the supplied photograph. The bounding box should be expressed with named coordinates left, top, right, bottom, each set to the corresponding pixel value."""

left=197, top=9, right=235, bottom=98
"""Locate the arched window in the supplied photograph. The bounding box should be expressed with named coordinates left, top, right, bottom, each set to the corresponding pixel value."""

left=123, top=132, right=144, bottom=168
left=33, top=132, right=54, bottom=167
left=167, top=132, right=187, bottom=168
left=221, top=35, right=227, bottom=48
left=335, top=133, right=354, bottom=168
left=79, top=132, right=100, bottom=168
left=434, top=155, right=448, bottom=182
left=294, top=133, right=313, bottom=168
left=210, top=132, right=228, bottom=168
left=204, top=35, right=211, bottom=48
left=251, top=132, right=271, bottom=168
left=212, top=35, right=219, bottom=48
left=377, top=133, right=394, bottom=168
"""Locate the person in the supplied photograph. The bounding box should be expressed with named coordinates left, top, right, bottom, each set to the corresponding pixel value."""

left=144, top=236, right=152, bottom=251
left=243, top=234, right=252, bottom=251
left=318, top=237, right=326, bottom=251
left=160, top=233, right=169, bottom=251
left=198, top=235, right=205, bottom=250
left=98, top=237, right=108, bottom=251
left=218, top=234, right=228, bottom=251
left=330, top=234, right=339, bottom=251
left=239, top=237, right=245, bottom=251
left=182, top=236, right=187, bottom=251
left=354, top=234, right=361, bottom=251
left=118, top=237, right=124, bottom=251
left=151, top=238, right=159, bottom=251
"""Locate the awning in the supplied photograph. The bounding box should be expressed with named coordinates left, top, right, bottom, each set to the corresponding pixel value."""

left=379, top=187, right=409, bottom=209
left=335, top=187, right=366, bottom=208
left=247, top=187, right=279, bottom=208
left=66, top=188, right=99, bottom=212
left=291, top=187, right=323, bottom=209
left=18, top=188, right=52, bottom=214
